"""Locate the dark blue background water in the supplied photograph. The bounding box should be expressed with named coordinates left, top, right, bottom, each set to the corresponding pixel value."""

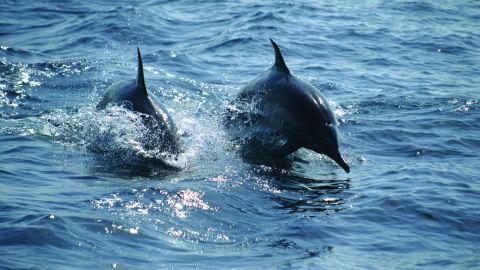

left=1, top=0, right=479, bottom=269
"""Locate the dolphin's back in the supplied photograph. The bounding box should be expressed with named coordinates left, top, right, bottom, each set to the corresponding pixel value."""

left=96, top=80, right=139, bottom=109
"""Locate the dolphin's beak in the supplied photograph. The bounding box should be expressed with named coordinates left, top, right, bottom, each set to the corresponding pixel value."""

left=325, top=148, right=350, bottom=173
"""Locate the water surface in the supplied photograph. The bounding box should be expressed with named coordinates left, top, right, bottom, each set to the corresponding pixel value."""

left=1, top=0, right=479, bottom=269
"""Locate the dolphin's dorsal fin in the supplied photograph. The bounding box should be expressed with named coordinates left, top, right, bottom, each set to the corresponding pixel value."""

left=136, top=47, right=147, bottom=95
left=269, top=39, right=290, bottom=75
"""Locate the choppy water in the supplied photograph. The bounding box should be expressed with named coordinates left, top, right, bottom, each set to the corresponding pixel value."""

left=1, top=0, right=479, bottom=269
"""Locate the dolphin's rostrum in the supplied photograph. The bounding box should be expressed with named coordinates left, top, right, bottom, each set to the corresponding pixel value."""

left=225, top=39, right=350, bottom=173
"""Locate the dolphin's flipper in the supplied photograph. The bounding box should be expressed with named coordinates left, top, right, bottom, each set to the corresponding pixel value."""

left=273, top=140, right=300, bottom=156
left=269, top=38, right=290, bottom=75
left=136, top=47, right=147, bottom=95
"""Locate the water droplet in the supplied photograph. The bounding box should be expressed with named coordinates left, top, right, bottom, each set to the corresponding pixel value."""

left=129, top=227, right=139, bottom=235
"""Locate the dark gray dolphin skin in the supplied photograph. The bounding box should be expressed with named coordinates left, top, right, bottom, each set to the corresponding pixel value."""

left=97, top=48, right=180, bottom=155
left=226, top=39, right=350, bottom=173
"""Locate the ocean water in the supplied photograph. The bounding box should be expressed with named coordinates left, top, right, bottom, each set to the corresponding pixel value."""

left=1, top=0, right=479, bottom=269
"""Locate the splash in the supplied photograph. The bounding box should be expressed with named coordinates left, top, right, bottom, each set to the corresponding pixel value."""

left=44, top=105, right=179, bottom=166
left=329, top=99, right=357, bottom=122
left=0, top=60, right=41, bottom=109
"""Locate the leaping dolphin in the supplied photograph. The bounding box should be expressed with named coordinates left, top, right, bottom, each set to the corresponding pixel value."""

left=97, top=48, right=180, bottom=156
left=225, top=39, right=350, bottom=173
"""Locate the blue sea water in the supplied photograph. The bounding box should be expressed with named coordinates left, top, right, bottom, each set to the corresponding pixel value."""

left=1, top=0, right=479, bottom=269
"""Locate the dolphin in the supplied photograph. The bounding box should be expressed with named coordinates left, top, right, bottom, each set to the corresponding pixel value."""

left=225, top=39, right=350, bottom=173
left=97, top=47, right=180, bottom=155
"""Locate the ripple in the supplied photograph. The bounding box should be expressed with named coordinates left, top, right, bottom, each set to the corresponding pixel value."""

left=1, top=0, right=480, bottom=269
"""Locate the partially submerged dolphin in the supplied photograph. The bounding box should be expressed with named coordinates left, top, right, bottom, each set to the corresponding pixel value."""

left=97, top=48, right=180, bottom=155
left=225, top=39, right=350, bottom=173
